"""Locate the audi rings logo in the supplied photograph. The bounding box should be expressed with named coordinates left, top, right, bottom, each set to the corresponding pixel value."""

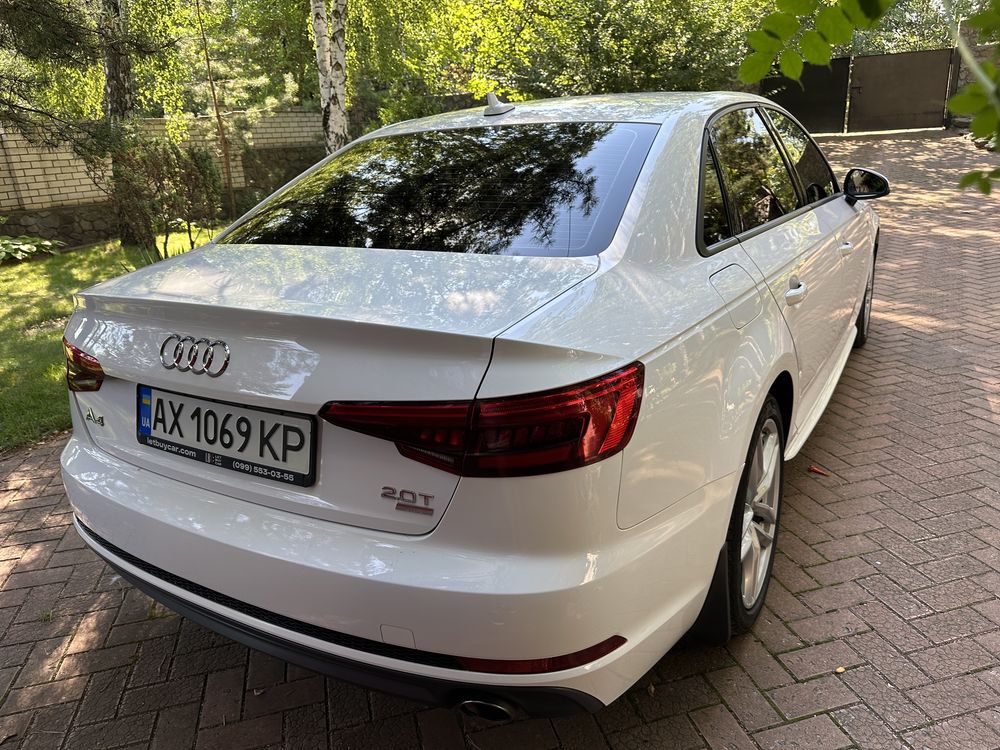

left=159, top=335, right=230, bottom=377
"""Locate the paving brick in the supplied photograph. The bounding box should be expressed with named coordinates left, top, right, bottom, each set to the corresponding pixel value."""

left=841, top=665, right=927, bottom=732
left=417, top=708, right=468, bottom=750
left=690, top=704, right=755, bottom=750
left=707, top=666, right=780, bottom=731
left=633, top=674, right=717, bottom=721
left=243, top=675, right=324, bottom=718
left=64, top=713, right=156, bottom=749
left=907, top=673, right=1000, bottom=721
left=55, top=642, right=137, bottom=678
left=904, top=713, right=1000, bottom=750
left=0, top=676, right=86, bottom=715
left=789, top=608, right=868, bottom=643
left=151, top=703, right=201, bottom=750
left=911, top=638, right=998, bottom=680
left=607, top=714, right=702, bottom=750
left=779, top=640, right=864, bottom=681
left=199, top=666, right=243, bottom=728
left=196, top=714, right=283, bottom=750
left=833, top=704, right=908, bottom=750
left=726, top=635, right=794, bottom=689
left=75, top=667, right=128, bottom=724
left=768, top=674, right=858, bottom=719
left=120, top=675, right=205, bottom=715
left=754, top=714, right=852, bottom=749
left=328, top=714, right=419, bottom=750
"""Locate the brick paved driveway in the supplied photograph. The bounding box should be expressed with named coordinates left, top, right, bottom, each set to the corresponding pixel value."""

left=1, top=131, right=999, bottom=749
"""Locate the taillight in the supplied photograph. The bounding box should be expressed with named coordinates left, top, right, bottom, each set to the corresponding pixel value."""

left=63, top=337, right=104, bottom=392
left=456, top=635, right=626, bottom=674
left=320, top=362, right=643, bottom=477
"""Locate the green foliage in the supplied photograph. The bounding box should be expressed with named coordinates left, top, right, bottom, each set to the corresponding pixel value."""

left=780, top=49, right=805, bottom=78
left=0, top=232, right=206, bottom=452
left=0, top=219, right=65, bottom=263
left=740, top=0, right=1000, bottom=192
left=0, top=236, right=64, bottom=263
left=113, top=136, right=223, bottom=257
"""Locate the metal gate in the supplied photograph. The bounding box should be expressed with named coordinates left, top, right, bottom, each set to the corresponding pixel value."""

left=761, top=58, right=850, bottom=133
left=847, top=49, right=957, bottom=132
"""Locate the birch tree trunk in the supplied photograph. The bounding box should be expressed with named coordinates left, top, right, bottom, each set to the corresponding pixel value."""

left=311, top=0, right=349, bottom=154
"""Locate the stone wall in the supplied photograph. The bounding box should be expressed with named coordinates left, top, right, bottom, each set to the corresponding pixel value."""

left=0, top=109, right=325, bottom=245
left=956, top=44, right=995, bottom=90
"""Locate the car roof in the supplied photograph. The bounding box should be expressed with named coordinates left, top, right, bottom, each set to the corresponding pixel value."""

left=371, top=91, right=774, bottom=138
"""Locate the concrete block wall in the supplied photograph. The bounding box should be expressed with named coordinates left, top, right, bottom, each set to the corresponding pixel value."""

left=0, top=110, right=322, bottom=214
left=0, top=109, right=325, bottom=244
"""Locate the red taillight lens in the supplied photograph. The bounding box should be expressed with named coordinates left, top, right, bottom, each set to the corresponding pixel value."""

left=456, top=635, right=626, bottom=674
left=320, top=362, right=643, bottom=477
left=63, top=337, right=105, bottom=392
left=320, top=401, right=470, bottom=473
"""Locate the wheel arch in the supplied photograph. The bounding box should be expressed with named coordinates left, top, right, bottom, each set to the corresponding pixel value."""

left=768, top=370, right=794, bottom=438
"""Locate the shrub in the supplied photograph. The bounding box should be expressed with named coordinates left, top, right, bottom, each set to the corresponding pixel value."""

left=0, top=217, right=65, bottom=263
left=114, top=136, right=223, bottom=260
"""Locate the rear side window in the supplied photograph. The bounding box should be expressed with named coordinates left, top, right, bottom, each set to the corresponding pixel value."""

left=709, top=108, right=798, bottom=233
left=766, top=110, right=838, bottom=205
left=701, top=147, right=732, bottom=247
left=220, top=122, right=659, bottom=257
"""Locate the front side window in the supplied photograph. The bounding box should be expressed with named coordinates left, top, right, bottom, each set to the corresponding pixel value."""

left=701, top=146, right=732, bottom=247
left=767, top=110, right=837, bottom=206
left=709, top=108, right=798, bottom=233
left=220, top=122, right=659, bottom=257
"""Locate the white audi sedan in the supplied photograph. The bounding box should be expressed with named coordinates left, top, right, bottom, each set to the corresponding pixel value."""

left=61, top=92, right=887, bottom=719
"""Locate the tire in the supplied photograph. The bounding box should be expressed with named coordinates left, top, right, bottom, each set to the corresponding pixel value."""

left=854, top=257, right=875, bottom=348
left=726, top=396, right=785, bottom=634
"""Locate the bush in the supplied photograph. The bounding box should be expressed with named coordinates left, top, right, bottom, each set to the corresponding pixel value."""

left=114, top=136, right=222, bottom=260
left=0, top=217, right=64, bottom=263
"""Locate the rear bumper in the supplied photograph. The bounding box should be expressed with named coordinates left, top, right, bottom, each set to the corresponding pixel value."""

left=62, top=431, right=737, bottom=708
left=82, top=520, right=600, bottom=716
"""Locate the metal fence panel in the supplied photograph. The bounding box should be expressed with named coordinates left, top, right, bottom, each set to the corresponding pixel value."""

left=847, top=48, right=955, bottom=132
left=760, top=58, right=851, bottom=134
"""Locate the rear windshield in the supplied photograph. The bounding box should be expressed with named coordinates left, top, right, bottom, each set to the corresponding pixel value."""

left=219, top=122, right=659, bottom=257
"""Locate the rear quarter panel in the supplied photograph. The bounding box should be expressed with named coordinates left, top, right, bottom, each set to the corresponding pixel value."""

left=484, top=110, right=800, bottom=532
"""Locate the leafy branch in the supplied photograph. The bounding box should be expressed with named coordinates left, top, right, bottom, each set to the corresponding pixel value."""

left=739, top=0, right=1000, bottom=193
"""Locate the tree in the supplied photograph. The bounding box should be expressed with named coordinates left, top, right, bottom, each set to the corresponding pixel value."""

left=738, top=0, right=1000, bottom=192
left=311, top=0, right=348, bottom=153
left=0, top=0, right=101, bottom=141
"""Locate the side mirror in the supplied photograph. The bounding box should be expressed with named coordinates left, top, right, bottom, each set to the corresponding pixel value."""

left=844, top=168, right=890, bottom=204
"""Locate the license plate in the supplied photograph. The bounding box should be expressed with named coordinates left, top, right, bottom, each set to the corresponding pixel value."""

left=136, top=385, right=316, bottom=486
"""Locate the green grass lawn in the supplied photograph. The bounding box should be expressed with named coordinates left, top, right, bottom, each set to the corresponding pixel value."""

left=0, top=228, right=218, bottom=453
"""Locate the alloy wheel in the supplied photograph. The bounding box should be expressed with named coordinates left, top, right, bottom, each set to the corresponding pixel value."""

left=740, top=418, right=781, bottom=608
left=862, top=270, right=874, bottom=336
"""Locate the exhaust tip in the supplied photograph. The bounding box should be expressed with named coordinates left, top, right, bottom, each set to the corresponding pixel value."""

left=457, top=699, right=513, bottom=722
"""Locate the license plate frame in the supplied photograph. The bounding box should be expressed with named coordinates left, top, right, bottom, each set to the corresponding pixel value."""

left=136, top=384, right=317, bottom=487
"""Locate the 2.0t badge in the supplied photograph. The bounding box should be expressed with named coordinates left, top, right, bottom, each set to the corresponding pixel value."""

left=159, top=334, right=230, bottom=377
left=381, top=486, right=435, bottom=515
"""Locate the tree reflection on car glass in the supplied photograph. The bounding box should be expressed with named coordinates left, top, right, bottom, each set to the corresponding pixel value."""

left=710, top=109, right=798, bottom=233
left=222, top=123, right=659, bottom=257
left=766, top=111, right=836, bottom=206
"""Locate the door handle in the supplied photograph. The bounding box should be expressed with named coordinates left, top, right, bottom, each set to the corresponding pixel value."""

left=785, top=276, right=808, bottom=305
left=839, top=241, right=854, bottom=256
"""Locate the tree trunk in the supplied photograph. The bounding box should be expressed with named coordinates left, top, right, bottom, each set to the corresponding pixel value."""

left=311, top=0, right=349, bottom=154
left=101, top=0, right=135, bottom=123
left=100, top=0, right=151, bottom=249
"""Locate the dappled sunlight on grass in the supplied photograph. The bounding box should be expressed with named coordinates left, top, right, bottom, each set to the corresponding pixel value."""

left=0, top=225, right=220, bottom=452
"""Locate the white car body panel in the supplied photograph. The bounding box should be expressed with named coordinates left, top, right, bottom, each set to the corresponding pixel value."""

left=60, top=92, right=879, bottom=713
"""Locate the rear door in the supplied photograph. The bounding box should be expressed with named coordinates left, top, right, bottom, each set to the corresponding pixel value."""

left=708, top=106, right=849, bottom=401
left=763, top=108, right=871, bottom=323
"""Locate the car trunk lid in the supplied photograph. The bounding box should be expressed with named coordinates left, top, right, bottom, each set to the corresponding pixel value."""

left=66, top=243, right=598, bottom=534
